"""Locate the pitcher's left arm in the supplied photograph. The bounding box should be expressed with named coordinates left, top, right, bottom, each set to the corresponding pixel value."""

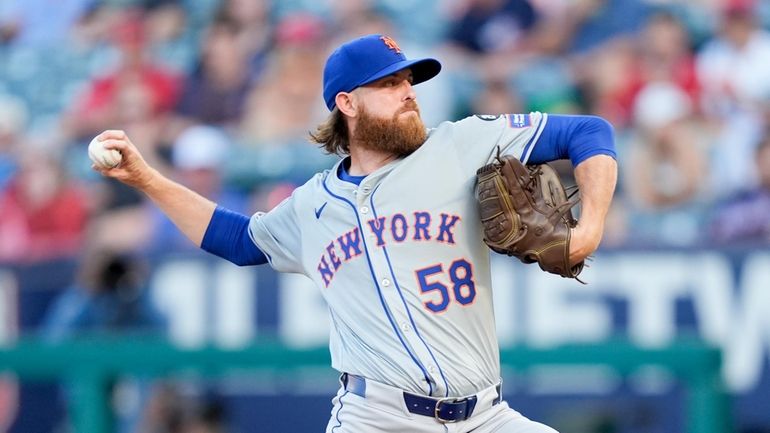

left=527, top=115, right=618, bottom=263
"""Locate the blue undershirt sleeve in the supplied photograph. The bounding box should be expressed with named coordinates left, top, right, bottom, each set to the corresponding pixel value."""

left=527, top=114, right=616, bottom=166
left=201, top=206, right=268, bottom=266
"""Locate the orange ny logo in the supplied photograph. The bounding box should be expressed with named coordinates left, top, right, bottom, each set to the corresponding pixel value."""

left=380, top=36, right=401, bottom=54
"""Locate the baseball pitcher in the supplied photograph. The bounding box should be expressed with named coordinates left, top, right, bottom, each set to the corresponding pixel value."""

left=92, top=34, right=617, bottom=433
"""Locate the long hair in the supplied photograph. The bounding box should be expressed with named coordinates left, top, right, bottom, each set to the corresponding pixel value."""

left=309, top=107, right=350, bottom=155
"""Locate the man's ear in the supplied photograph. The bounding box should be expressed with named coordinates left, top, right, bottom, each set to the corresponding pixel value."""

left=336, top=92, right=358, bottom=118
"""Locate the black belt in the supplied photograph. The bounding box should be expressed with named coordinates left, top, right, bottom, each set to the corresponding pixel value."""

left=341, top=373, right=502, bottom=423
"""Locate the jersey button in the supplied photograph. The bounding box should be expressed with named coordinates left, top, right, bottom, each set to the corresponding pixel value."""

left=362, top=185, right=371, bottom=194
left=381, top=278, right=391, bottom=287
left=400, top=322, right=410, bottom=332
left=360, top=206, right=369, bottom=214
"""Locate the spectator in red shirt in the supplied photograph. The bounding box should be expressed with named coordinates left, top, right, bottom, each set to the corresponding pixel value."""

left=64, top=9, right=181, bottom=142
left=0, top=144, right=88, bottom=263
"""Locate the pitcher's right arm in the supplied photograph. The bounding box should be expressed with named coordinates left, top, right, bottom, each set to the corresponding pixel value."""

left=93, top=130, right=266, bottom=266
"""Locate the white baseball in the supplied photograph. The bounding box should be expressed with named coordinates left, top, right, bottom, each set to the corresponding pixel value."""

left=88, top=136, right=122, bottom=169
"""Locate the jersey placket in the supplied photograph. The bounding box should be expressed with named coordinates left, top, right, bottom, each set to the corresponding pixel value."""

left=355, top=171, right=448, bottom=397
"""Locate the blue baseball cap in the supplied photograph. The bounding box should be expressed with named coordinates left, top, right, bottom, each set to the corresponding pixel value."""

left=322, top=34, right=442, bottom=111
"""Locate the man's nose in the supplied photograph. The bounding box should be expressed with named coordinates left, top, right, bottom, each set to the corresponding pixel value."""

left=402, top=80, right=416, bottom=101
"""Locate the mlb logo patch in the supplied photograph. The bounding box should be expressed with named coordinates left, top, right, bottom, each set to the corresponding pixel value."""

left=506, top=114, right=531, bottom=128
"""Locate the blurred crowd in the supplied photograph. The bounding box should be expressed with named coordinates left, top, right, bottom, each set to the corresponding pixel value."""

left=3, top=1, right=770, bottom=431
left=1, top=0, right=770, bottom=265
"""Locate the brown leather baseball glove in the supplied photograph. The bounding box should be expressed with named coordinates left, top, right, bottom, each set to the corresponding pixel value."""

left=476, top=153, right=584, bottom=281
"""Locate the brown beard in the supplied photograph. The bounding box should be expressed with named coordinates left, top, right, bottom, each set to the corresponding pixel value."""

left=353, top=103, right=427, bottom=157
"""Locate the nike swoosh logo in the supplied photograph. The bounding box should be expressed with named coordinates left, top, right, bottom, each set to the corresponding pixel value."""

left=314, top=202, right=328, bottom=219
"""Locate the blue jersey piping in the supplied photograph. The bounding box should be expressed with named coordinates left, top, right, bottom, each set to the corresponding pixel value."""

left=322, top=174, right=433, bottom=395
left=330, top=390, right=349, bottom=432
left=369, top=185, right=451, bottom=397
left=519, top=113, right=546, bottom=163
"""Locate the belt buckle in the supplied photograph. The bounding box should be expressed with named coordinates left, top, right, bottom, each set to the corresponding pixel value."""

left=434, top=397, right=463, bottom=424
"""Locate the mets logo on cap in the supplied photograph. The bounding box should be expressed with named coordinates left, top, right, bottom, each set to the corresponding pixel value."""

left=380, top=36, right=401, bottom=54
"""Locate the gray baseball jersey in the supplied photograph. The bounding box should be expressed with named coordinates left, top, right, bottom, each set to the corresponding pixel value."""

left=249, top=113, right=547, bottom=397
